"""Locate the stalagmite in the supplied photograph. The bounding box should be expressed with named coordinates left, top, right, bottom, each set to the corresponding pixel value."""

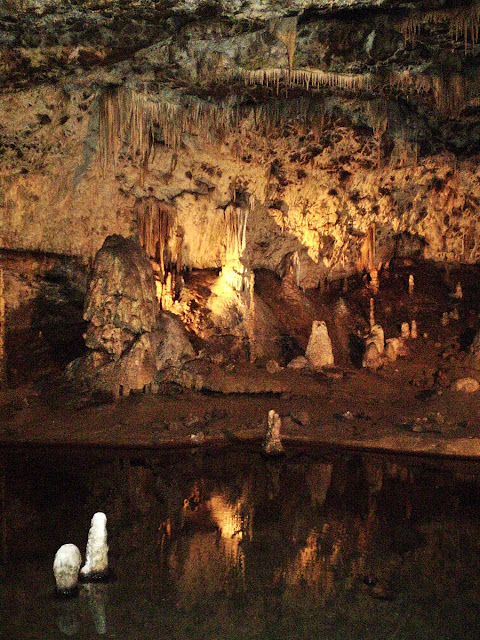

left=411, top=320, right=418, bottom=339
left=369, top=297, right=375, bottom=329
left=80, top=513, right=109, bottom=580
left=53, top=544, right=82, bottom=595
left=363, top=342, right=381, bottom=369
left=305, top=321, right=334, bottom=369
left=367, top=324, right=385, bottom=355
left=401, top=322, right=410, bottom=339
left=408, top=274, right=414, bottom=295
left=441, top=312, right=449, bottom=327
left=453, top=282, right=463, bottom=299
left=263, top=409, right=284, bottom=456
left=369, top=269, right=379, bottom=295
left=385, top=338, right=400, bottom=362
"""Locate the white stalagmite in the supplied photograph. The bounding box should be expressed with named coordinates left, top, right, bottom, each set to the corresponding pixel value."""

left=263, top=409, right=284, bottom=456
left=53, top=544, right=82, bottom=595
left=401, top=322, right=410, bottom=339
left=305, top=320, right=334, bottom=369
left=80, top=512, right=109, bottom=580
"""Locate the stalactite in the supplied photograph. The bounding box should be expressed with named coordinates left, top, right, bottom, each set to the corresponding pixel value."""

left=400, top=6, right=480, bottom=52
left=270, top=16, right=298, bottom=74
left=225, top=204, right=248, bottom=265
left=136, top=197, right=175, bottom=281
left=368, top=102, right=388, bottom=168
left=358, top=223, right=376, bottom=272
left=389, top=70, right=465, bottom=116
left=432, top=74, right=466, bottom=117
left=243, top=68, right=374, bottom=92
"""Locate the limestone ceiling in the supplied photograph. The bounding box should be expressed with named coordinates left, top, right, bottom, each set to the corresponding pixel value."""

left=2, top=0, right=480, bottom=149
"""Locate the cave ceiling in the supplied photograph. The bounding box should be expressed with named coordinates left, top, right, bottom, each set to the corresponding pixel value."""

left=2, top=0, right=480, bottom=124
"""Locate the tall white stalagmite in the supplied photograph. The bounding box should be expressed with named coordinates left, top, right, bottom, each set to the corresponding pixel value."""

left=53, top=544, right=82, bottom=595
left=80, top=512, right=109, bottom=580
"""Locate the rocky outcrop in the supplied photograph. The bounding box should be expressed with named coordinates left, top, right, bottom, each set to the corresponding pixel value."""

left=84, top=235, right=157, bottom=358
left=67, top=235, right=194, bottom=396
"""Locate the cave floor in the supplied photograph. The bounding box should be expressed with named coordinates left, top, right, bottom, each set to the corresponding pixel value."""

left=1, top=340, right=479, bottom=458
left=1, top=259, right=479, bottom=458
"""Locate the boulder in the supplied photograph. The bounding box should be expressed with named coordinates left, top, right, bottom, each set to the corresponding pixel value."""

left=67, top=235, right=193, bottom=396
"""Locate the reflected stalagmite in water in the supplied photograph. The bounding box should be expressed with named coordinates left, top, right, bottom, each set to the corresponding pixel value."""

left=3, top=446, right=480, bottom=639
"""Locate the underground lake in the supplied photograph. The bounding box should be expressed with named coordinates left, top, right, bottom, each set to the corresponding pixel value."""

left=1, top=443, right=480, bottom=639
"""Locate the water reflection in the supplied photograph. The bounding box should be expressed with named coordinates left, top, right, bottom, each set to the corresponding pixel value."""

left=1, top=445, right=480, bottom=639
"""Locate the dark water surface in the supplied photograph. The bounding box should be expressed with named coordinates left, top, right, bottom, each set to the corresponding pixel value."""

left=1, top=444, right=480, bottom=639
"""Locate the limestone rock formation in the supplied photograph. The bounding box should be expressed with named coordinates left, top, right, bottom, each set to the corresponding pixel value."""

left=84, top=235, right=157, bottom=358
left=305, top=321, right=334, bottom=370
left=53, top=544, right=82, bottom=596
left=67, top=235, right=194, bottom=396
left=384, top=338, right=401, bottom=362
left=367, top=324, right=385, bottom=355
left=263, top=410, right=284, bottom=456
left=81, top=512, right=109, bottom=580
left=362, top=342, right=381, bottom=369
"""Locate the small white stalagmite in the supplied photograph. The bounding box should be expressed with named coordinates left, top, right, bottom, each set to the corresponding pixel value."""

left=80, top=513, right=109, bottom=580
left=53, top=544, right=82, bottom=595
left=263, top=410, right=284, bottom=456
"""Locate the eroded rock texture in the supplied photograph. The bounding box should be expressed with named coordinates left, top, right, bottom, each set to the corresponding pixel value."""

left=68, top=235, right=193, bottom=395
left=84, top=235, right=157, bottom=358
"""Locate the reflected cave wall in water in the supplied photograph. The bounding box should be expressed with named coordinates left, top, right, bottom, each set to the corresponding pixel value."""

left=2, top=447, right=480, bottom=638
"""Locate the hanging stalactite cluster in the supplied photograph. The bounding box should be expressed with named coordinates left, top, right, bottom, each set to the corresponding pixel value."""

left=389, top=70, right=469, bottom=116
left=97, top=60, right=478, bottom=174
left=400, top=5, right=480, bottom=52
left=98, top=86, right=334, bottom=168
left=240, top=68, right=374, bottom=93
left=135, top=197, right=175, bottom=281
